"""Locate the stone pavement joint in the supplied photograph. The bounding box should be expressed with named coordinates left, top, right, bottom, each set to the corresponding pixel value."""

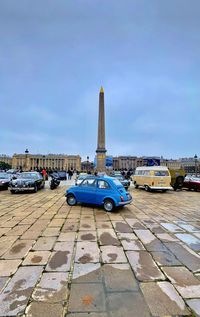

left=0, top=186, right=200, bottom=316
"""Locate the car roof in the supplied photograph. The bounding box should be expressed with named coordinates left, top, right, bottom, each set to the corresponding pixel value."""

left=136, top=166, right=169, bottom=171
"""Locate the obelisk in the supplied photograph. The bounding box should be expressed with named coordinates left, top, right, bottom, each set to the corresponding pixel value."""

left=96, top=86, right=106, bottom=171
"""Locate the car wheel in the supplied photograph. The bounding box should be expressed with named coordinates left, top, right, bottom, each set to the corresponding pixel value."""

left=104, top=199, right=114, bottom=212
left=34, top=185, right=38, bottom=193
left=176, top=176, right=184, bottom=186
left=10, top=190, right=15, bottom=194
left=144, top=185, right=150, bottom=192
left=134, top=182, right=139, bottom=189
left=66, top=194, right=77, bottom=206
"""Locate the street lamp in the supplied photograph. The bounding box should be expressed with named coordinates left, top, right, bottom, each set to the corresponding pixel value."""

left=194, top=154, right=198, bottom=177
left=25, top=148, right=29, bottom=171
left=87, top=156, right=89, bottom=173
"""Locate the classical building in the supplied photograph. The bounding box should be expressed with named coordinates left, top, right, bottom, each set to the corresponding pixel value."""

left=96, top=87, right=107, bottom=171
left=179, top=157, right=200, bottom=174
left=0, top=155, right=12, bottom=166
left=12, top=153, right=81, bottom=171
left=160, top=159, right=182, bottom=169
left=113, top=156, right=143, bottom=170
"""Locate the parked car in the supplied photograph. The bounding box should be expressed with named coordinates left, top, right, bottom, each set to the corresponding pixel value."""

left=183, top=176, right=200, bottom=191
left=9, top=172, right=45, bottom=193
left=169, top=169, right=186, bottom=191
left=0, top=172, right=11, bottom=190
left=133, top=166, right=172, bottom=192
left=66, top=176, right=132, bottom=212
left=57, top=171, right=67, bottom=180
left=112, top=174, right=130, bottom=190
left=75, top=174, right=94, bottom=186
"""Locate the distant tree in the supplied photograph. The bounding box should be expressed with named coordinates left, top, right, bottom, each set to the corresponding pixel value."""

left=0, top=161, right=12, bottom=170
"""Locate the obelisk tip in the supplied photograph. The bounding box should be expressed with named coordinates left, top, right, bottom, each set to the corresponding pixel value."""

left=100, top=86, right=104, bottom=93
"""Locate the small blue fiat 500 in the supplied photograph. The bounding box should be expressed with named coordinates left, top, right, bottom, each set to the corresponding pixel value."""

left=66, top=176, right=132, bottom=212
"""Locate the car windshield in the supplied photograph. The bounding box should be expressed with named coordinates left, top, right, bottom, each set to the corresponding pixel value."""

left=113, top=175, right=124, bottom=180
left=154, top=171, right=169, bottom=176
left=113, top=179, right=123, bottom=187
left=78, top=176, right=86, bottom=180
left=0, top=173, right=8, bottom=179
left=19, top=173, right=38, bottom=179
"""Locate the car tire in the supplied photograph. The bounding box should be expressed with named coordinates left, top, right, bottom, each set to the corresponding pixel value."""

left=66, top=194, right=77, bottom=206
left=10, top=190, right=15, bottom=194
left=33, top=185, right=38, bottom=193
left=144, top=185, right=150, bottom=192
left=176, top=176, right=184, bottom=186
left=103, top=199, right=114, bottom=212
left=134, top=182, right=139, bottom=189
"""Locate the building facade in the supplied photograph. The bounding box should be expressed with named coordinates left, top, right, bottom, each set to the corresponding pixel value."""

left=113, top=156, right=144, bottom=170
left=0, top=155, right=12, bottom=166
left=160, top=159, right=182, bottom=169
left=12, top=153, right=81, bottom=171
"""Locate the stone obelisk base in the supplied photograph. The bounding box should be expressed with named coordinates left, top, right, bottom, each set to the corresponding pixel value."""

left=96, top=150, right=106, bottom=172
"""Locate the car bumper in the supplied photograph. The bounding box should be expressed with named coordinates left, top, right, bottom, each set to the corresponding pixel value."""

left=149, top=186, right=172, bottom=190
left=10, top=187, right=34, bottom=192
left=0, top=184, right=8, bottom=188
left=118, top=197, right=133, bottom=206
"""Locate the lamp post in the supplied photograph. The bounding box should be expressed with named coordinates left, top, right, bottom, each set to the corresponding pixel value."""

left=25, top=148, right=29, bottom=171
left=87, top=156, right=89, bottom=173
left=194, top=154, right=198, bottom=177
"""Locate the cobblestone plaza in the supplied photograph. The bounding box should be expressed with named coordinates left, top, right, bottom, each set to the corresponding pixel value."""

left=0, top=185, right=200, bottom=317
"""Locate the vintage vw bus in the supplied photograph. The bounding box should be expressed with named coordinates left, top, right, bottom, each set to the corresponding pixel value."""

left=133, top=166, right=172, bottom=192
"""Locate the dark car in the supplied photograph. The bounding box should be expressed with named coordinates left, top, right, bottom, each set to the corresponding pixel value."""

left=183, top=176, right=200, bottom=191
left=0, top=172, right=11, bottom=190
left=9, top=172, right=45, bottom=193
left=57, top=171, right=67, bottom=180
left=112, top=174, right=130, bottom=190
left=169, top=169, right=186, bottom=191
left=50, top=171, right=66, bottom=180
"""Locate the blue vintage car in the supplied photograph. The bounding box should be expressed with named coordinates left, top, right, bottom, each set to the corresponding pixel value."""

left=66, top=176, right=132, bottom=212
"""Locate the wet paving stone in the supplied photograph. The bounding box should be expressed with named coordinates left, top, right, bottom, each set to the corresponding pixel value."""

left=58, top=232, right=76, bottom=241
left=107, top=292, right=151, bottom=317
left=72, top=263, right=102, bottom=283
left=186, top=299, right=200, bottom=317
left=46, top=250, right=72, bottom=272
left=75, top=241, right=100, bottom=263
left=97, top=229, right=120, bottom=246
left=0, top=266, right=43, bottom=316
left=22, top=251, right=51, bottom=265
left=160, top=223, right=184, bottom=233
left=151, top=250, right=181, bottom=266
left=1, top=186, right=200, bottom=316
left=121, top=239, right=145, bottom=251
left=0, top=259, right=21, bottom=276
left=135, top=229, right=168, bottom=252
left=175, top=233, right=200, bottom=251
left=126, top=251, right=165, bottom=281
left=0, top=276, right=9, bottom=292
left=112, top=221, right=133, bottom=233
left=162, top=266, right=200, bottom=298
left=100, top=246, right=127, bottom=263
left=164, top=242, right=200, bottom=272
left=32, top=236, right=57, bottom=250
left=32, top=272, right=69, bottom=302
left=2, top=240, right=35, bottom=259
left=141, top=281, right=190, bottom=316
left=26, top=301, right=63, bottom=317
left=77, top=231, right=97, bottom=242
left=102, top=264, right=138, bottom=292
left=68, top=283, right=106, bottom=312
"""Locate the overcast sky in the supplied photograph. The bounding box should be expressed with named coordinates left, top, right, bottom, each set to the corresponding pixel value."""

left=0, top=0, right=199, bottom=161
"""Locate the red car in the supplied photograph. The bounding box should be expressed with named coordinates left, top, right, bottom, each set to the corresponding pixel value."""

left=183, top=176, right=200, bottom=191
